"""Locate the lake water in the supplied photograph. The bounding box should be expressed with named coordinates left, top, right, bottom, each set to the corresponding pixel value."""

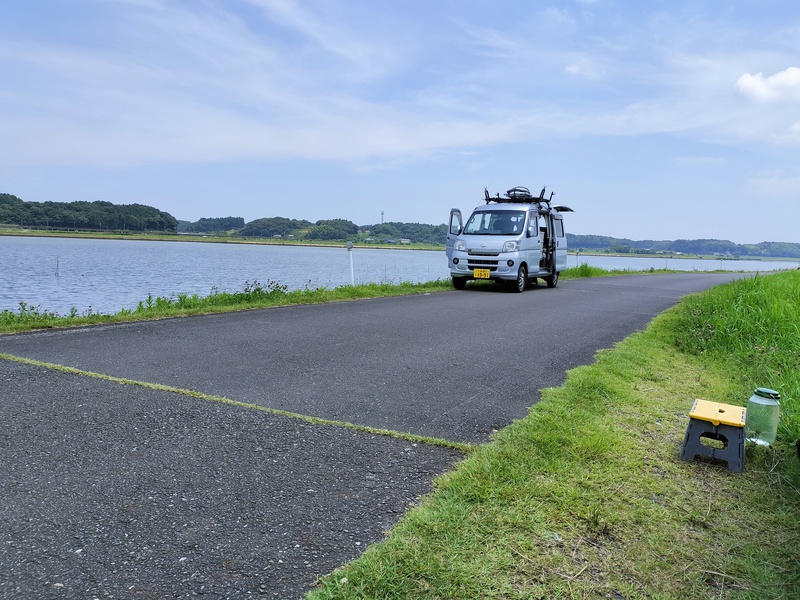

left=1, top=236, right=798, bottom=315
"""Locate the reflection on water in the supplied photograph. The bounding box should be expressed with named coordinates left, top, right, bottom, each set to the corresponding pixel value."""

left=1, top=236, right=798, bottom=315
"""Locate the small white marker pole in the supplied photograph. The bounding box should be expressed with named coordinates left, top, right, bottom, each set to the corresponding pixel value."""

left=346, top=241, right=354, bottom=285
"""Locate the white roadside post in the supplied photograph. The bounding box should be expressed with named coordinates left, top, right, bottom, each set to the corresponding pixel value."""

left=346, top=241, right=354, bottom=285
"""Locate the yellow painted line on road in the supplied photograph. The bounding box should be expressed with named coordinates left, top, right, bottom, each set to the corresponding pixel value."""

left=0, top=353, right=474, bottom=453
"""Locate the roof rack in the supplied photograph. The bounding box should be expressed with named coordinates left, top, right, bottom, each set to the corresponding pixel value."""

left=484, top=186, right=556, bottom=204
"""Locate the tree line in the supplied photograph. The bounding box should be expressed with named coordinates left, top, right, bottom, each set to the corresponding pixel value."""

left=177, top=217, right=245, bottom=233
left=4, top=193, right=799, bottom=256
left=1, top=193, right=178, bottom=232
left=180, top=215, right=449, bottom=244
left=568, top=233, right=800, bottom=259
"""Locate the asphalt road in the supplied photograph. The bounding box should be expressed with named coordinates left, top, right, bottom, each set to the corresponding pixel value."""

left=0, top=272, right=747, bottom=598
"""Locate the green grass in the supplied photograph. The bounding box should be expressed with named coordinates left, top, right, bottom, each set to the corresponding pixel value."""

left=0, top=279, right=455, bottom=334
left=663, top=271, right=800, bottom=441
left=564, top=261, right=696, bottom=278
left=0, top=264, right=668, bottom=334
left=307, top=270, right=800, bottom=599
left=565, top=262, right=613, bottom=278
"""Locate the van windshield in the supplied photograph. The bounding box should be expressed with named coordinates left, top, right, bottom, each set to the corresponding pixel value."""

left=463, top=210, right=526, bottom=235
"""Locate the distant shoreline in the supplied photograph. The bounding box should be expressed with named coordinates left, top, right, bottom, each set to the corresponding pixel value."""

left=2, top=229, right=798, bottom=262
left=0, top=229, right=437, bottom=252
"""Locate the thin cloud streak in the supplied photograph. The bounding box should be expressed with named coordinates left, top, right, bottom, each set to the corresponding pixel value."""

left=2, top=1, right=799, bottom=170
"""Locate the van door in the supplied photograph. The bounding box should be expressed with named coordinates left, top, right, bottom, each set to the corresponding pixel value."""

left=446, top=209, right=462, bottom=262
left=554, top=216, right=567, bottom=271
left=524, top=212, right=542, bottom=272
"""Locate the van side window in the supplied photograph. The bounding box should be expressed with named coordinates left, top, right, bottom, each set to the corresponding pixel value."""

left=554, top=219, right=564, bottom=238
left=528, top=214, right=539, bottom=236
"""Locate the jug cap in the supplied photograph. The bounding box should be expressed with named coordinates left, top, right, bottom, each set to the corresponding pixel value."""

left=754, top=387, right=780, bottom=400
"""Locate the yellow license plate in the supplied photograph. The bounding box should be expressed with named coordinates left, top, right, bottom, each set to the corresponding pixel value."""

left=473, top=268, right=491, bottom=279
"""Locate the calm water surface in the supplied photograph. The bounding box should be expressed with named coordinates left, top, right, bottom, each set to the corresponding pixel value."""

left=0, top=237, right=448, bottom=315
left=1, top=236, right=798, bottom=315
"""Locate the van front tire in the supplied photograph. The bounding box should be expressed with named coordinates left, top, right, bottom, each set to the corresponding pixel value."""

left=514, top=265, right=528, bottom=293
left=452, top=277, right=467, bottom=290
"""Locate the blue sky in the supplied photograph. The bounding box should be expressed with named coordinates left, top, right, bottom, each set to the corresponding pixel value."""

left=1, top=1, right=799, bottom=243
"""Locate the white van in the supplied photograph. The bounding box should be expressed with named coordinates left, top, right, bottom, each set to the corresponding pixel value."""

left=446, top=186, right=573, bottom=292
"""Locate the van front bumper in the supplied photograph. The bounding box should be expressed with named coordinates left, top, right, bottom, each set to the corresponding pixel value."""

left=449, top=251, right=519, bottom=281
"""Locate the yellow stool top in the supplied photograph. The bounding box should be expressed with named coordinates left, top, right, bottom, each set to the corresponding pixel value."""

left=689, top=399, right=746, bottom=427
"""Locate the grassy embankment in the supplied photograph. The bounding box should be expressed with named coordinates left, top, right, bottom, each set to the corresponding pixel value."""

left=0, top=279, right=454, bottom=334
left=0, top=264, right=651, bottom=334
left=305, top=270, right=800, bottom=599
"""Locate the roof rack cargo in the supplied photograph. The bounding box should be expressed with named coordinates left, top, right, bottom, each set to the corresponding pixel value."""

left=483, top=185, right=557, bottom=204
left=505, top=186, right=532, bottom=200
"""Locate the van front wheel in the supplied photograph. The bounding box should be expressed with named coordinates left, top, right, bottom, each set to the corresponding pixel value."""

left=545, top=271, right=559, bottom=288
left=452, top=277, right=467, bottom=290
left=514, top=265, right=528, bottom=293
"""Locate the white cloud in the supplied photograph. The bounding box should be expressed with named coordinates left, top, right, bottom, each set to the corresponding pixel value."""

left=459, top=23, right=529, bottom=61
left=736, top=67, right=800, bottom=102
left=564, top=55, right=606, bottom=79
left=747, top=170, right=800, bottom=195
left=243, top=0, right=401, bottom=76
left=674, top=156, right=725, bottom=166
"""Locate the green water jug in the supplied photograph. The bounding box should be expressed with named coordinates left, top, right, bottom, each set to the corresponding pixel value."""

left=744, top=388, right=781, bottom=446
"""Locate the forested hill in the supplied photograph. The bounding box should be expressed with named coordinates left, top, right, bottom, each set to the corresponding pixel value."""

left=3, top=193, right=799, bottom=257
left=175, top=216, right=800, bottom=257
left=0, top=193, right=178, bottom=232
left=568, top=233, right=800, bottom=259
left=180, top=216, right=447, bottom=245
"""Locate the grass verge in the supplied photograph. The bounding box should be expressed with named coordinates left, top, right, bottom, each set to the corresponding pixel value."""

left=307, top=271, right=800, bottom=599
left=0, top=264, right=680, bottom=334
left=0, top=279, right=455, bottom=334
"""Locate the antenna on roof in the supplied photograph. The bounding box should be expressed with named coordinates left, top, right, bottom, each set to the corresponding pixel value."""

left=539, top=186, right=546, bottom=199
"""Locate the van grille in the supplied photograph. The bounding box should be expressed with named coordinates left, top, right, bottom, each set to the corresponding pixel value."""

left=467, top=258, right=499, bottom=271
left=467, top=250, right=500, bottom=271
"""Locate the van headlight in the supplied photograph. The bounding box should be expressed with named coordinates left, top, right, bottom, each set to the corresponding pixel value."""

left=502, top=241, right=520, bottom=253
left=455, top=240, right=466, bottom=251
